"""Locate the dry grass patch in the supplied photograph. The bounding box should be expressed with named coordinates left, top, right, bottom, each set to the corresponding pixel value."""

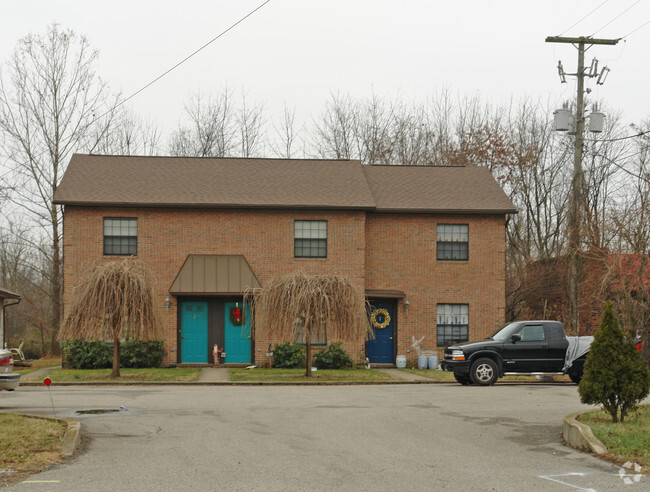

left=0, top=413, right=66, bottom=486
left=43, top=367, right=200, bottom=382
left=230, top=368, right=395, bottom=382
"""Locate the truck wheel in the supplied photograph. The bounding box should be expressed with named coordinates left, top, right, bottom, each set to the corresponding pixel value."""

left=470, top=358, right=498, bottom=386
left=454, top=373, right=472, bottom=385
left=569, top=372, right=582, bottom=385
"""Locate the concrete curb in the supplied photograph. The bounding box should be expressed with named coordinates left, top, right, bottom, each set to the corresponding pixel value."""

left=563, top=410, right=608, bottom=455
left=17, top=413, right=81, bottom=457
left=19, top=379, right=574, bottom=387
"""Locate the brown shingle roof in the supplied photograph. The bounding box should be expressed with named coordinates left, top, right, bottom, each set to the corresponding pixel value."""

left=53, top=155, right=375, bottom=210
left=53, top=154, right=516, bottom=214
left=363, top=165, right=517, bottom=214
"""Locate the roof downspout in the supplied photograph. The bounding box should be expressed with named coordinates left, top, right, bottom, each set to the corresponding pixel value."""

left=2, top=298, right=21, bottom=349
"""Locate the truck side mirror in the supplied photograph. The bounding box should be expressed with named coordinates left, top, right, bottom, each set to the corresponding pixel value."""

left=510, top=333, right=521, bottom=343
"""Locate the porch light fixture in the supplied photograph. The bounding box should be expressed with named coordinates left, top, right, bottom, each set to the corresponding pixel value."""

left=404, top=300, right=410, bottom=314
left=165, top=297, right=170, bottom=311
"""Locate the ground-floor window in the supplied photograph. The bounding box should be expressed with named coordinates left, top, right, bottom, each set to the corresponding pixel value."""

left=437, top=304, right=469, bottom=346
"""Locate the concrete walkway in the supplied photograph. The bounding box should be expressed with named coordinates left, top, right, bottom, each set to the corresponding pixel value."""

left=21, top=365, right=61, bottom=382
left=376, top=368, right=434, bottom=382
left=197, top=367, right=230, bottom=382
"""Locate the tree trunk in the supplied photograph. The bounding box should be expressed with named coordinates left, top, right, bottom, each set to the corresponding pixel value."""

left=305, top=338, right=312, bottom=377
left=111, top=337, right=121, bottom=378
left=51, top=202, right=62, bottom=356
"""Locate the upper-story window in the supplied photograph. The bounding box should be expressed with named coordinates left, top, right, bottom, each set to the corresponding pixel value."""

left=104, top=218, right=137, bottom=256
left=437, top=224, right=468, bottom=261
left=294, top=220, right=327, bottom=258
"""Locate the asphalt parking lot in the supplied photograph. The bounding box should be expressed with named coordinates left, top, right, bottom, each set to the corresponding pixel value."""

left=1, top=383, right=647, bottom=491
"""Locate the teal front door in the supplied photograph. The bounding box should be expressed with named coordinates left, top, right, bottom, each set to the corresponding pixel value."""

left=224, top=302, right=251, bottom=364
left=181, top=301, right=208, bottom=363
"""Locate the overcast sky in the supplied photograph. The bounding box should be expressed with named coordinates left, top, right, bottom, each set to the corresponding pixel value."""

left=1, top=0, right=649, bottom=144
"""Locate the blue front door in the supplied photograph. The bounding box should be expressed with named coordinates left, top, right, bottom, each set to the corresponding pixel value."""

left=181, top=301, right=208, bottom=363
left=366, top=301, right=395, bottom=364
left=224, top=302, right=251, bottom=364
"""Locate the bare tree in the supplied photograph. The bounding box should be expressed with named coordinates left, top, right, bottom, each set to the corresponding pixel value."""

left=238, top=92, right=266, bottom=157
left=271, top=103, right=302, bottom=159
left=168, top=90, right=237, bottom=157
left=94, top=110, right=161, bottom=156
left=0, top=24, right=117, bottom=353
left=310, top=92, right=358, bottom=160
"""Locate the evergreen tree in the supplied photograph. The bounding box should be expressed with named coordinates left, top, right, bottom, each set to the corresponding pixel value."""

left=579, top=303, right=650, bottom=422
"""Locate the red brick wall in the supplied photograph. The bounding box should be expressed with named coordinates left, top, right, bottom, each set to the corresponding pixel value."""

left=365, top=213, right=508, bottom=359
left=62, top=206, right=367, bottom=365
left=63, top=207, right=507, bottom=365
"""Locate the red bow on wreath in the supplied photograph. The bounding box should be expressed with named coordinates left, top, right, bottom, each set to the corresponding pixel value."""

left=230, top=307, right=242, bottom=325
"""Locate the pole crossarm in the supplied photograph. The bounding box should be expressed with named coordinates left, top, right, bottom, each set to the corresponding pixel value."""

left=545, top=36, right=620, bottom=45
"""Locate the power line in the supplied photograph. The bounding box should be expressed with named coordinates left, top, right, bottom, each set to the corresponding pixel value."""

left=592, top=0, right=641, bottom=36
left=623, top=19, right=650, bottom=39
left=559, top=0, right=610, bottom=36
left=592, top=149, right=650, bottom=183
left=588, top=130, right=650, bottom=143
left=96, top=0, right=272, bottom=121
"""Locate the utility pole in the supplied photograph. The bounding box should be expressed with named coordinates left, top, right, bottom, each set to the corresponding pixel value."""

left=545, top=36, right=619, bottom=335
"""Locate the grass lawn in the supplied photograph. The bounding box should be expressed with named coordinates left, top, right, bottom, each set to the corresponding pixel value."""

left=230, top=368, right=396, bottom=382
left=578, top=405, right=650, bottom=468
left=0, top=413, right=67, bottom=487
left=41, top=367, right=201, bottom=382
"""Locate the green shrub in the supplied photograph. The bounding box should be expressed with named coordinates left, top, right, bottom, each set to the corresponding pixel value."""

left=272, top=342, right=305, bottom=368
left=120, top=340, right=165, bottom=368
left=63, top=339, right=165, bottom=369
left=62, top=339, right=112, bottom=369
left=579, top=303, right=650, bottom=423
left=314, top=342, right=353, bottom=369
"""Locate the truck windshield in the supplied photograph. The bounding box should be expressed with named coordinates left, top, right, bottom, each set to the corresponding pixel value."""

left=490, top=323, right=520, bottom=341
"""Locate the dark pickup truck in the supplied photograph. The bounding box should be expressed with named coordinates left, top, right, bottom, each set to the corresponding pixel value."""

left=441, top=320, right=592, bottom=386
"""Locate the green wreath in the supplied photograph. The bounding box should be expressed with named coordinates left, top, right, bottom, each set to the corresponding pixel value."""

left=370, top=308, right=391, bottom=329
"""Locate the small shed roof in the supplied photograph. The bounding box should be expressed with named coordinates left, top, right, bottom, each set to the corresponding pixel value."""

left=0, top=288, right=20, bottom=300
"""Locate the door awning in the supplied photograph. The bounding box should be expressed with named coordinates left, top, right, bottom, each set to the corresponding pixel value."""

left=365, top=289, right=405, bottom=299
left=169, top=255, right=261, bottom=296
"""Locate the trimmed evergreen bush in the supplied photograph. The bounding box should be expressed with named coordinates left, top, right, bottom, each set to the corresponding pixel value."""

left=63, top=339, right=112, bottom=369
left=579, top=303, right=650, bottom=423
left=63, top=339, right=165, bottom=369
left=272, top=342, right=305, bottom=368
left=314, top=342, right=353, bottom=369
left=120, top=340, right=165, bottom=368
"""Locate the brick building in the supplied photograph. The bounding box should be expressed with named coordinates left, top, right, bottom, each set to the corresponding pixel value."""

left=54, top=154, right=516, bottom=366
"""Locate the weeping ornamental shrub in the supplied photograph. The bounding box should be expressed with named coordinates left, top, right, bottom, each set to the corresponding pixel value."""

left=314, top=342, right=353, bottom=369
left=578, top=304, right=650, bottom=423
left=272, top=342, right=305, bottom=368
